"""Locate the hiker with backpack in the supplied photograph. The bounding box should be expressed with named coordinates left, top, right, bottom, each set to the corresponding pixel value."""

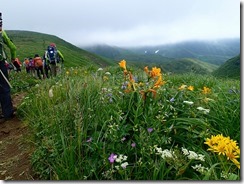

left=34, top=54, right=44, bottom=79
left=23, top=58, right=30, bottom=73
left=44, top=43, right=64, bottom=77
left=42, top=53, right=50, bottom=78
left=0, top=12, right=16, bottom=123
left=28, top=57, right=35, bottom=77
left=13, top=57, right=22, bottom=72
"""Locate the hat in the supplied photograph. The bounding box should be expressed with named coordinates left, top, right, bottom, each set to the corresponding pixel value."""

left=50, top=43, right=56, bottom=47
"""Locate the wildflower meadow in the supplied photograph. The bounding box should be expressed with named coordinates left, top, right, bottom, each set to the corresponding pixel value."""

left=18, top=60, right=240, bottom=180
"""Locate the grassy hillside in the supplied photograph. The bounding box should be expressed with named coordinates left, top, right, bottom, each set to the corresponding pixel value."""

left=131, top=57, right=218, bottom=74
left=212, top=54, right=240, bottom=79
left=4, top=30, right=112, bottom=67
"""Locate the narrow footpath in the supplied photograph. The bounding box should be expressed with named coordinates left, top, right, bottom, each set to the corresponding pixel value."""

left=0, top=93, right=35, bottom=180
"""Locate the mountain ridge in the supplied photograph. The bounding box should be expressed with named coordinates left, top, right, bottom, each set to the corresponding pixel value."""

left=82, top=38, right=240, bottom=65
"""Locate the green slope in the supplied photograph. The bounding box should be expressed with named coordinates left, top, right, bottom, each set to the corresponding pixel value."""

left=212, top=54, right=240, bottom=79
left=4, top=30, right=111, bottom=67
left=131, top=57, right=218, bottom=74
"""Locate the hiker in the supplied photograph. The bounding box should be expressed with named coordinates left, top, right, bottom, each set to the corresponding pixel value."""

left=23, top=58, right=30, bottom=73
left=44, top=43, right=64, bottom=77
left=28, top=57, right=35, bottom=77
left=0, top=12, right=16, bottom=123
left=33, top=54, right=44, bottom=79
left=5, top=60, right=14, bottom=74
left=13, top=57, right=21, bottom=72
left=42, top=53, right=50, bottom=78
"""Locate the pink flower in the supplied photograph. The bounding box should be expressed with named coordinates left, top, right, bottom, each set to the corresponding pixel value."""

left=131, top=143, right=136, bottom=148
left=86, top=137, right=92, bottom=142
left=108, top=153, right=117, bottom=163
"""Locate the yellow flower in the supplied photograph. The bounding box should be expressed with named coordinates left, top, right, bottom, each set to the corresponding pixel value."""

left=202, top=86, right=211, bottom=94
left=178, top=84, right=187, bottom=90
left=203, top=97, right=214, bottom=103
left=119, top=59, right=127, bottom=70
left=204, top=134, right=240, bottom=169
left=66, top=71, right=70, bottom=75
left=153, top=75, right=165, bottom=89
left=225, top=146, right=240, bottom=169
left=144, top=66, right=149, bottom=74
left=150, top=67, right=161, bottom=78
left=187, top=85, right=194, bottom=91
left=214, top=141, right=227, bottom=155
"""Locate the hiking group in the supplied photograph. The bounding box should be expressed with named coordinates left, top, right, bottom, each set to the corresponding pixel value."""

left=0, top=12, right=64, bottom=123
left=22, top=44, right=64, bottom=79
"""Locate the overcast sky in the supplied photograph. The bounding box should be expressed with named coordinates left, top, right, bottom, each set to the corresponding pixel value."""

left=1, top=0, right=241, bottom=47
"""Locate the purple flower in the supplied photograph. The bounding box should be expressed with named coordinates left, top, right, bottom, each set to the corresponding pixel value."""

left=147, top=128, right=153, bottom=133
left=108, top=153, right=117, bottom=163
left=86, top=137, right=92, bottom=142
left=131, top=143, right=136, bottom=148
left=170, top=98, right=175, bottom=102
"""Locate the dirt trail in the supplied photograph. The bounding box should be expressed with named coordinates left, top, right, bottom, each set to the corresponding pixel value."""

left=0, top=93, right=35, bottom=180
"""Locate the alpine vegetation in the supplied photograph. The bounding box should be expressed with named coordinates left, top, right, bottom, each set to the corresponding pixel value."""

left=19, top=60, right=240, bottom=180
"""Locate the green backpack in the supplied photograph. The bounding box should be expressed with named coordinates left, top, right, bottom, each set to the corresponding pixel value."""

left=0, top=31, right=7, bottom=62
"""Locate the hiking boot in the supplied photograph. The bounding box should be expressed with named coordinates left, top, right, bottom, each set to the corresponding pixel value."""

left=0, top=113, right=15, bottom=124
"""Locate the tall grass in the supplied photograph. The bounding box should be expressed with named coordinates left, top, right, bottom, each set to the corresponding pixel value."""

left=18, top=64, right=240, bottom=180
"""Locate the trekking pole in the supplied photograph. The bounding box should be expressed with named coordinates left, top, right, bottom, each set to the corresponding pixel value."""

left=0, top=68, right=12, bottom=88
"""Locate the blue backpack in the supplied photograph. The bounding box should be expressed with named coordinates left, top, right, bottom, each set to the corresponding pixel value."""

left=47, top=45, right=58, bottom=64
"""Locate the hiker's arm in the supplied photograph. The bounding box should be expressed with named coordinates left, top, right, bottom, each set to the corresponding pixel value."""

left=2, top=30, right=16, bottom=61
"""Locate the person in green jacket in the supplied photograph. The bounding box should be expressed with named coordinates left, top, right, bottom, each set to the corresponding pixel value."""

left=0, top=12, right=17, bottom=123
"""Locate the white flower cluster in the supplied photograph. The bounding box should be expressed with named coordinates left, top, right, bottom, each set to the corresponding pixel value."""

left=107, top=123, right=119, bottom=135
left=97, top=68, right=103, bottom=71
left=181, top=147, right=205, bottom=161
left=105, top=72, right=111, bottom=75
left=191, top=164, right=209, bottom=174
left=115, top=154, right=129, bottom=170
left=116, top=154, right=127, bottom=163
left=220, top=171, right=237, bottom=179
left=49, top=88, right=54, bottom=98
left=183, top=101, right=194, bottom=105
left=197, top=107, right=210, bottom=114
left=155, top=147, right=176, bottom=160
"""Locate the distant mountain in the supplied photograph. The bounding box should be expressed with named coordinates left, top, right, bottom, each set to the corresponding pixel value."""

left=5, top=30, right=111, bottom=67
left=212, top=54, right=240, bottom=79
left=127, top=39, right=240, bottom=65
left=82, top=38, right=240, bottom=66
left=83, top=42, right=223, bottom=74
